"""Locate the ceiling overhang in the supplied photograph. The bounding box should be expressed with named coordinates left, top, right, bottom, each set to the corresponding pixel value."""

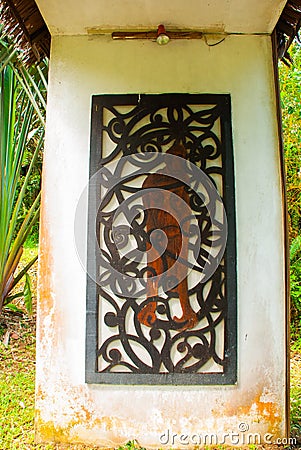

left=35, top=0, right=287, bottom=36
left=1, top=0, right=300, bottom=65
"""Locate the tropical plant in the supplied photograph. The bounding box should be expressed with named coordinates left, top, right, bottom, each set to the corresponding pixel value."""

left=0, top=30, right=47, bottom=315
left=290, top=236, right=301, bottom=342
left=279, top=42, right=301, bottom=344
left=279, top=42, right=301, bottom=240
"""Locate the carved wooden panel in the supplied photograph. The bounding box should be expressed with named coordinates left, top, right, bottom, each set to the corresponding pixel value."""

left=86, top=94, right=237, bottom=384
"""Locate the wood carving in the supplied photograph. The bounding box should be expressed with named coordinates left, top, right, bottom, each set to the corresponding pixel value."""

left=137, top=143, right=198, bottom=330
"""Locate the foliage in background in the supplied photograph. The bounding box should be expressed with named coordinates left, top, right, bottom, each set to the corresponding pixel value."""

left=290, top=236, right=301, bottom=342
left=279, top=42, right=301, bottom=346
left=279, top=42, right=301, bottom=240
left=0, top=28, right=47, bottom=316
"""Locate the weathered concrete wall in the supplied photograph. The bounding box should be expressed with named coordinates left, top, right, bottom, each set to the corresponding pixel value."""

left=36, top=34, right=287, bottom=447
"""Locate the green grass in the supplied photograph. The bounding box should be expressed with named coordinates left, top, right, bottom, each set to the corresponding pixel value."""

left=0, top=366, right=56, bottom=449
left=0, top=371, right=35, bottom=448
left=0, top=242, right=40, bottom=449
left=291, top=384, right=301, bottom=437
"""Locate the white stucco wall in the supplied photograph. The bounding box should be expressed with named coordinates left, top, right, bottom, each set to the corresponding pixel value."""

left=36, top=34, right=287, bottom=447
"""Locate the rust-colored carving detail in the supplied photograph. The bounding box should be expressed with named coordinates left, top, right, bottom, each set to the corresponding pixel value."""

left=138, top=143, right=198, bottom=331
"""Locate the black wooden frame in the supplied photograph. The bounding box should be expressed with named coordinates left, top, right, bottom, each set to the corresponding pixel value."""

left=85, top=93, right=237, bottom=385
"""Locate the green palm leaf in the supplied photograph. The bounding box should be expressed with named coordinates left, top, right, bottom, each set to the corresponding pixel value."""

left=0, top=30, right=47, bottom=314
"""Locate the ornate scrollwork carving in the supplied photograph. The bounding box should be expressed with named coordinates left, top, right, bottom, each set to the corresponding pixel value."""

left=86, top=94, right=237, bottom=383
